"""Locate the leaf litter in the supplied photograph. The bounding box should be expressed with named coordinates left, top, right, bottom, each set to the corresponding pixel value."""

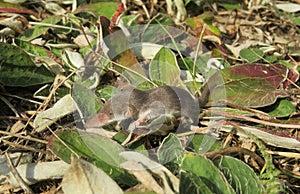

left=0, top=0, right=300, bottom=193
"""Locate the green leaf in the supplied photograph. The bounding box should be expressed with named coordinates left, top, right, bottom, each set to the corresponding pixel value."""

left=149, top=47, right=183, bottom=86
left=0, top=43, right=54, bottom=86
left=149, top=13, right=174, bottom=25
left=74, top=2, right=118, bottom=19
left=157, top=133, right=184, bottom=165
left=72, top=82, right=102, bottom=119
left=264, top=55, right=278, bottom=63
left=240, top=48, right=264, bottom=62
left=213, top=156, right=264, bottom=194
left=96, top=85, right=118, bottom=101
left=181, top=153, right=235, bottom=194
left=291, top=17, right=300, bottom=25
left=79, top=130, right=125, bottom=166
left=186, top=134, right=222, bottom=154
left=16, top=39, right=56, bottom=57
left=47, top=129, right=137, bottom=186
left=20, top=15, right=63, bottom=41
left=180, top=171, right=214, bottom=194
left=268, top=99, right=296, bottom=118
left=219, top=3, right=242, bottom=10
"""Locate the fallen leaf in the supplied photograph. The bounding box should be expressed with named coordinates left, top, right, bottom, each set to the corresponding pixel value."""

left=120, top=151, right=179, bottom=193
left=34, top=95, right=76, bottom=132
left=62, top=158, right=123, bottom=194
left=276, top=3, right=300, bottom=13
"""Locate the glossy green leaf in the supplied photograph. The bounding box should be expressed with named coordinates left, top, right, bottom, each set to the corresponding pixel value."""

left=213, top=156, right=264, bottom=194
left=149, top=47, right=183, bottom=86
left=157, top=133, right=184, bottom=165
left=74, top=2, right=118, bottom=19
left=15, top=39, right=55, bottom=57
left=219, top=3, right=242, bottom=10
left=79, top=130, right=125, bottom=166
left=268, top=99, right=296, bottom=118
left=186, top=134, right=222, bottom=154
left=149, top=13, right=174, bottom=25
left=0, top=43, right=54, bottom=86
left=181, top=153, right=235, bottom=194
left=47, top=129, right=137, bottom=186
left=96, top=86, right=118, bottom=101
left=72, top=82, right=102, bottom=120
left=20, top=15, right=63, bottom=41
left=180, top=171, right=214, bottom=194
left=291, top=17, right=300, bottom=25
left=240, top=48, right=264, bottom=62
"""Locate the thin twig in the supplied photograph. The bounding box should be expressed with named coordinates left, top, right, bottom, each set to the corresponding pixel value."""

left=0, top=92, right=43, bottom=105
left=0, top=116, right=29, bottom=121
left=0, top=95, right=19, bottom=117
left=203, top=147, right=265, bottom=167
left=265, top=150, right=300, bottom=159
left=5, top=152, right=33, bottom=194
left=202, top=109, right=300, bottom=129
left=29, top=21, right=81, bottom=32
left=220, top=100, right=272, bottom=120
left=0, top=130, right=47, bottom=144
left=2, top=139, right=42, bottom=152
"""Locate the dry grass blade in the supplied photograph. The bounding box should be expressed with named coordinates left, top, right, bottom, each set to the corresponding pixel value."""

left=5, top=152, right=33, bottom=194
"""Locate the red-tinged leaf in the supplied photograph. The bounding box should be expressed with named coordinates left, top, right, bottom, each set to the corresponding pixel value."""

left=209, top=77, right=288, bottom=107
left=111, top=2, right=124, bottom=26
left=223, top=63, right=288, bottom=88
left=202, top=63, right=294, bottom=107
left=284, top=66, right=299, bottom=87
left=0, top=2, right=38, bottom=18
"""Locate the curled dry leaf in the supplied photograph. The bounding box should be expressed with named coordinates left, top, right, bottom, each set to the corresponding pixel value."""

left=0, top=13, right=28, bottom=34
